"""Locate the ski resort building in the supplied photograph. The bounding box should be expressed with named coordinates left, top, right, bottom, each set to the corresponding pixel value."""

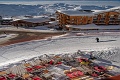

left=93, top=11, right=120, bottom=25
left=0, top=16, right=13, bottom=25
left=11, top=17, right=50, bottom=27
left=56, top=10, right=120, bottom=30
left=56, top=10, right=94, bottom=29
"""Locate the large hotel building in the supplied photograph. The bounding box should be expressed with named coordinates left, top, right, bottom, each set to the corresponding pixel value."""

left=56, top=9, right=120, bottom=30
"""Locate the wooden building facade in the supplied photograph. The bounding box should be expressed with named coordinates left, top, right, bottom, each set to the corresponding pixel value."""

left=56, top=10, right=94, bottom=29
left=11, top=17, right=50, bottom=27
left=56, top=10, right=120, bottom=30
left=93, top=11, right=120, bottom=25
left=0, top=16, right=12, bottom=25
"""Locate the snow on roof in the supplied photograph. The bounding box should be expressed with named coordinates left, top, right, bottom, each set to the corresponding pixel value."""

left=93, top=10, right=106, bottom=14
left=2, top=18, right=12, bottom=20
left=49, top=21, right=59, bottom=25
left=3, top=17, right=12, bottom=20
left=107, top=6, right=120, bottom=11
left=57, top=10, right=94, bottom=16
left=12, top=16, right=29, bottom=21
left=66, top=24, right=120, bottom=30
left=21, top=17, right=50, bottom=23
left=93, top=10, right=120, bottom=14
left=93, top=6, right=120, bottom=14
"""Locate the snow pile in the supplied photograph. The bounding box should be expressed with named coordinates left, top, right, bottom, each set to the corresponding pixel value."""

left=93, top=48, right=120, bottom=61
left=89, top=48, right=120, bottom=75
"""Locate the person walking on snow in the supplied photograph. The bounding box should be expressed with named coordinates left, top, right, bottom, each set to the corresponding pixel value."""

left=96, top=37, right=99, bottom=42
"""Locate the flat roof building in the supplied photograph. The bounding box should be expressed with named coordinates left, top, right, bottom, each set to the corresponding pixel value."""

left=11, top=17, right=50, bottom=27
left=56, top=10, right=94, bottom=29
left=56, top=8, right=120, bottom=31
left=0, top=17, right=13, bottom=25
left=93, top=11, right=120, bottom=25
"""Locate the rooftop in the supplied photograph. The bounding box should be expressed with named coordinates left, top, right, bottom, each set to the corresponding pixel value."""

left=93, top=6, right=120, bottom=14
left=19, top=17, right=50, bottom=23
left=57, top=10, right=94, bottom=16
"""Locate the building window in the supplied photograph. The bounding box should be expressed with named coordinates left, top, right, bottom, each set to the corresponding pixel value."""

left=72, top=18, right=74, bottom=20
left=80, top=22, right=82, bottom=24
left=88, top=20, right=91, bottom=23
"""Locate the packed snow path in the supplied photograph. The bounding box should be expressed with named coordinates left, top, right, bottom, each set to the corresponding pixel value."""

left=0, top=33, right=120, bottom=67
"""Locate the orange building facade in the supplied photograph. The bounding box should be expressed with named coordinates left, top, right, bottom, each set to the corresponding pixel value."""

left=56, top=10, right=94, bottom=29
left=11, top=17, right=50, bottom=27
left=93, top=11, right=120, bottom=25
left=56, top=10, right=120, bottom=29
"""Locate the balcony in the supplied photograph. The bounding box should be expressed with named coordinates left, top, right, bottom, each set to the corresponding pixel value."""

left=109, top=23, right=119, bottom=25
left=66, top=17, right=70, bottom=20
left=66, top=19, right=70, bottom=21
left=109, top=21, right=115, bottom=23
left=95, top=23, right=106, bottom=25
left=93, top=19, right=98, bottom=21
left=100, top=18, right=105, bottom=20
left=93, top=21, right=97, bottom=23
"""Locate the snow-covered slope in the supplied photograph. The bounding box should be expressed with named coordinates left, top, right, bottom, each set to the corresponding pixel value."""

left=0, top=33, right=120, bottom=70
left=0, top=3, right=115, bottom=16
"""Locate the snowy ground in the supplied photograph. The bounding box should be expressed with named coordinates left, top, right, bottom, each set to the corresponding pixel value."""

left=0, top=25, right=63, bottom=33
left=0, top=32, right=120, bottom=74
left=0, top=34, right=18, bottom=45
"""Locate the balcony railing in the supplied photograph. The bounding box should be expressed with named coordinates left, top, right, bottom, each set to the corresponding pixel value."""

left=93, top=19, right=98, bottom=21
